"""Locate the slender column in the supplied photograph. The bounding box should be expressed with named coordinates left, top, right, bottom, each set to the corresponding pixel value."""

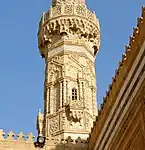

left=66, top=81, right=68, bottom=105
left=63, top=80, right=67, bottom=106
left=91, top=87, right=94, bottom=116
left=67, top=80, right=71, bottom=105
left=92, top=88, right=97, bottom=116
left=60, top=81, right=63, bottom=108
left=49, top=6, right=52, bottom=19
left=49, top=86, right=53, bottom=114
left=48, top=87, right=51, bottom=113
left=78, top=81, right=81, bottom=101
left=46, top=116, right=49, bottom=137
left=82, top=82, right=85, bottom=108
left=79, top=81, right=83, bottom=102
left=46, top=87, right=50, bottom=113
left=95, top=89, right=98, bottom=115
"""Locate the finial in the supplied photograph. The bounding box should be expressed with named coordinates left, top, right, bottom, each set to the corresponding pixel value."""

left=38, top=109, right=41, bottom=114
left=37, top=109, right=44, bottom=136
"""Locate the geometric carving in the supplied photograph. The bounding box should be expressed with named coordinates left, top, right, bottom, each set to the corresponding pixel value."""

left=64, top=5, right=73, bottom=15
left=49, top=117, right=59, bottom=135
left=43, top=49, right=97, bottom=138
left=52, top=6, right=61, bottom=17
left=76, top=5, right=86, bottom=17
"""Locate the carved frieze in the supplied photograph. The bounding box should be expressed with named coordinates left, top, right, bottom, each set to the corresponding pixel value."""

left=67, top=109, right=84, bottom=130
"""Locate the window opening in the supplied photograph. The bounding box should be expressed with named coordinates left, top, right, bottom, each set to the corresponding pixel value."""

left=72, top=88, right=77, bottom=100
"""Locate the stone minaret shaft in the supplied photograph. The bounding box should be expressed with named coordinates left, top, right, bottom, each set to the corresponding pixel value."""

left=37, top=0, right=100, bottom=140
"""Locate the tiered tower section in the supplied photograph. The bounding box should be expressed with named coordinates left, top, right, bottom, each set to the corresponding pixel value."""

left=38, top=0, right=100, bottom=140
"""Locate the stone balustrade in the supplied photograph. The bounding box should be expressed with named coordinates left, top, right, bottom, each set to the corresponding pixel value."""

left=40, top=4, right=99, bottom=28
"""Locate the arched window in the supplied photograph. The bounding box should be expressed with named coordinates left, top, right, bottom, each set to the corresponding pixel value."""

left=72, top=88, right=77, bottom=100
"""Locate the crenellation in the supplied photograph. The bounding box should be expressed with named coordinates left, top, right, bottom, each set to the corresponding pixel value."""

left=133, top=27, right=139, bottom=36
left=0, top=130, right=5, bottom=141
left=7, top=131, right=15, bottom=141
left=0, top=130, right=88, bottom=150
left=26, top=133, right=35, bottom=142
left=16, top=132, right=25, bottom=141
left=137, top=16, right=143, bottom=27
left=0, top=130, right=35, bottom=142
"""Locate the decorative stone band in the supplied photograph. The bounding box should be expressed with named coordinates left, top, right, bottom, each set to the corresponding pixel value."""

left=41, top=4, right=98, bottom=25
left=38, top=3, right=100, bottom=59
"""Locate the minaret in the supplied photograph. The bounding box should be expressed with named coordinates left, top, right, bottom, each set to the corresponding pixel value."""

left=37, top=0, right=100, bottom=140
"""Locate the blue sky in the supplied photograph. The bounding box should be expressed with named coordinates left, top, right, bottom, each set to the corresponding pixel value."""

left=0, top=0, right=144, bottom=136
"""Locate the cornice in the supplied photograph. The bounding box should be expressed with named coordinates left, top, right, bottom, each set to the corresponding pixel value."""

left=47, top=39, right=94, bottom=57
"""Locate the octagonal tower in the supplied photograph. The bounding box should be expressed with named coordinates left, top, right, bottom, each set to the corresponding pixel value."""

left=37, top=0, right=100, bottom=140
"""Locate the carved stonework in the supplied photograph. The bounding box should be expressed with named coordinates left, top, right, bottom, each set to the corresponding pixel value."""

left=49, top=116, right=59, bottom=135
left=38, top=2, right=100, bottom=59
left=43, top=51, right=98, bottom=138
left=70, top=111, right=84, bottom=129
left=38, top=0, right=99, bottom=141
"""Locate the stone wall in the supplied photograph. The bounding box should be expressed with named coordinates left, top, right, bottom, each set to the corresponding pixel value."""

left=88, top=6, right=145, bottom=150
left=0, top=130, right=88, bottom=150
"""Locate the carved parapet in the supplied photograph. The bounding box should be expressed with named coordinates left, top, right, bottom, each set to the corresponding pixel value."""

left=0, top=129, right=88, bottom=149
left=0, top=130, right=35, bottom=142
left=0, top=130, right=5, bottom=141
left=66, top=136, right=88, bottom=149
left=39, top=3, right=99, bottom=28
left=58, top=136, right=88, bottom=149
left=38, top=2, right=100, bottom=59
left=0, top=130, right=35, bottom=150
